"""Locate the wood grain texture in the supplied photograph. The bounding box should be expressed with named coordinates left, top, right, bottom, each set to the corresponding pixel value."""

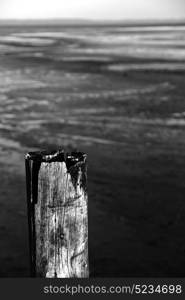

left=25, top=151, right=89, bottom=278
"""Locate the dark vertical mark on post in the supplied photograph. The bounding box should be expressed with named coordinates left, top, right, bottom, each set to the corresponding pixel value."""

left=25, top=158, right=36, bottom=277
left=25, top=150, right=89, bottom=278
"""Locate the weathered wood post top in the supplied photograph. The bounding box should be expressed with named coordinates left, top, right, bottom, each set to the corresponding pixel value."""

left=25, top=149, right=89, bottom=278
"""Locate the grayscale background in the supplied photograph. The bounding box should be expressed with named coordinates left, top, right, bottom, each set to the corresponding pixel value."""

left=0, top=0, right=185, bottom=277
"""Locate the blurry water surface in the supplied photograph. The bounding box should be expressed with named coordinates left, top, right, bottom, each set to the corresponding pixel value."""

left=0, top=24, right=185, bottom=147
left=0, top=23, right=185, bottom=277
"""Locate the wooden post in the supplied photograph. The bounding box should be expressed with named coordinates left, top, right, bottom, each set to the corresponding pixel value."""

left=25, top=150, right=89, bottom=278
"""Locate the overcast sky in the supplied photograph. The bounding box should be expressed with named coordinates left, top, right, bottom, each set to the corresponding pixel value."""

left=0, top=0, right=185, bottom=20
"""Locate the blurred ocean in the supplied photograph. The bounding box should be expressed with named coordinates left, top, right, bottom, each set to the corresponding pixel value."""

left=0, top=24, right=185, bottom=149
left=0, top=23, right=185, bottom=277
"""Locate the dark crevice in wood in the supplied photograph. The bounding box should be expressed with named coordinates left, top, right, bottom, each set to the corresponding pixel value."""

left=31, top=161, right=41, bottom=205
left=25, top=159, right=36, bottom=277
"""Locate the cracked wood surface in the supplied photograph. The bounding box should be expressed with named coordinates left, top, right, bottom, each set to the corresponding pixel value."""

left=25, top=150, right=89, bottom=278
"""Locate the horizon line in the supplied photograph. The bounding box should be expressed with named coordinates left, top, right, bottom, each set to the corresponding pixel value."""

left=0, top=18, right=185, bottom=27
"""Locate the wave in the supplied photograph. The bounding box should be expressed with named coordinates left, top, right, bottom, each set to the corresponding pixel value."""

left=0, top=35, right=56, bottom=46
left=111, top=26, right=185, bottom=32
left=107, top=63, right=185, bottom=72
